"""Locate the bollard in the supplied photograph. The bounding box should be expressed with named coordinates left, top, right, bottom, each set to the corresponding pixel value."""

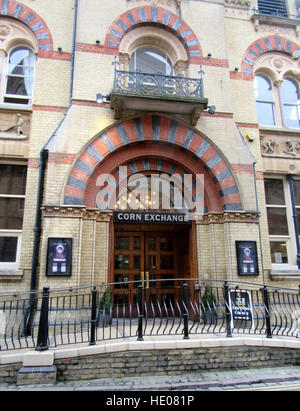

left=263, top=285, right=272, bottom=338
left=182, top=283, right=189, bottom=339
left=224, top=282, right=232, bottom=338
left=36, top=286, right=50, bottom=351
left=137, top=284, right=144, bottom=341
left=89, top=287, right=98, bottom=345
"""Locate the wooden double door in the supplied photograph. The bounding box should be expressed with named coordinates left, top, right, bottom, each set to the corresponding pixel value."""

left=113, top=230, right=181, bottom=309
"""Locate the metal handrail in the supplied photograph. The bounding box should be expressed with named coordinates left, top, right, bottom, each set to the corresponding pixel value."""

left=0, top=278, right=299, bottom=351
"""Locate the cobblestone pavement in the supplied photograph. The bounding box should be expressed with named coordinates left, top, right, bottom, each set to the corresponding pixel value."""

left=0, top=366, right=300, bottom=391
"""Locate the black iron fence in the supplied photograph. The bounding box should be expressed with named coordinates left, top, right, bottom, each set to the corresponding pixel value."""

left=0, top=279, right=300, bottom=352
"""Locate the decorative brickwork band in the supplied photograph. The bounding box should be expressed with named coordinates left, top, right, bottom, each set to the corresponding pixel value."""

left=242, top=35, right=300, bottom=75
left=64, top=115, right=242, bottom=212
left=0, top=0, right=53, bottom=50
left=105, top=6, right=202, bottom=59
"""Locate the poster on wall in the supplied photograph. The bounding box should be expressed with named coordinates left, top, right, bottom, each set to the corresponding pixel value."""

left=235, top=241, right=259, bottom=276
left=46, top=238, right=72, bottom=276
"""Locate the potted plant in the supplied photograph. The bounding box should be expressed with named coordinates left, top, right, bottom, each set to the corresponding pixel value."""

left=201, top=286, right=217, bottom=324
left=97, top=288, right=112, bottom=327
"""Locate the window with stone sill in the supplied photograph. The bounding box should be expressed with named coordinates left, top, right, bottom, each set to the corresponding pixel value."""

left=0, top=164, right=27, bottom=270
left=257, top=0, right=288, bottom=18
left=1, top=46, right=36, bottom=105
left=264, top=177, right=300, bottom=269
left=254, top=74, right=300, bottom=128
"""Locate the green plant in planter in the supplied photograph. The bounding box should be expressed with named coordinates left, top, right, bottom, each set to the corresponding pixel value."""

left=99, top=288, right=112, bottom=312
left=201, top=286, right=216, bottom=308
left=201, top=286, right=217, bottom=324
left=98, top=288, right=112, bottom=327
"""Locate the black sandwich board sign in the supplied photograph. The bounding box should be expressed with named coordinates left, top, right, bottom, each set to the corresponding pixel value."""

left=229, top=289, right=253, bottom=329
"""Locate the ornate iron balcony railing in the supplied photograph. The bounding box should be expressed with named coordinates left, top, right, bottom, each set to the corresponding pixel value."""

left=113, top=68, right=205, bottom=100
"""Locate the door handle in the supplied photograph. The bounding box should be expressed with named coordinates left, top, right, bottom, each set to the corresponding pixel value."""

left=145, top=271, right=149, bottom=289
left=140, top=271, right=144, bottom=282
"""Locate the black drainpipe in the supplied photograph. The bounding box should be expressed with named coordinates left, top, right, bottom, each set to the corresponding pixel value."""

left=29, top=0, right=78, bottom=296
left=29, top=149, right=48, bottom=295
left=253, top=161, right=265, bottom=284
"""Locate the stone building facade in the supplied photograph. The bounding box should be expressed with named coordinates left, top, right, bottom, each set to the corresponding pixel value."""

left=0, top=0, right=300, bottom=295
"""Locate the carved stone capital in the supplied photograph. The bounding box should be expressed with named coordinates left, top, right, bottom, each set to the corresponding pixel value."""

left=195, top=211, right=260, bottom=225
left=41, top=205, right=112, bottom=222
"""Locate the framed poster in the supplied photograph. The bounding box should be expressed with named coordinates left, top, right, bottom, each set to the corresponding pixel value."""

left=236, top=241, right=259, bottom=276
left=46, top=238, right=72, bottom=276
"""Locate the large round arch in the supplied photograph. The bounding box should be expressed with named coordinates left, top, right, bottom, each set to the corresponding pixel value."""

left=0, top=0, right=53, bottom=51
left=241, top=35, right=300, bottom=76
left=105, top=5, right=202, bottom=60
left=63, top=114, right=242, bottom=212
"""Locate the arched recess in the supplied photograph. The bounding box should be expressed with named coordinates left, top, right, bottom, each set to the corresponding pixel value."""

left=118, top=26, right=189, bottom=74
left=63, top=114, right=242, bottom=212
left=84, top=154, right=222, bottom=212
left=0, top=0, right=53, bottom=50
left=105, top=5, right=202, bottom=59
left=241, top=35, right=300, bottom=75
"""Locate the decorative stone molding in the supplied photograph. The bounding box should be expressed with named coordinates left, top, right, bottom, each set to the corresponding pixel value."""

left=0, top=2, right=52, bottom=51
left=119, top=26, right=188, bottom=71
left=105, top=6, right=202, bottom=58
left=254, top=53, right=300, bottom=85
left=225, top=0, right=251, bottom=9
left=41, top=205, right=112, bottom=222
left=127, top=0, right=180, bottom=6
left=0, top=17, right=39, bottom=55
left=0, top=112, right=31, bottom=140
left=195, top=211, right=260, bottom=225
left=242, top=36, right=300, bottom=76
left=261, top=135, right=300, bottom=158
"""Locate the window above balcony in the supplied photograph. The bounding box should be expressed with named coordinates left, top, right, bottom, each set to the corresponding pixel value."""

left=251, top=0, right=300, bottom=31
left=129, top=47, right=173, bottom=76
left=257, top=0, right=288, bottom=17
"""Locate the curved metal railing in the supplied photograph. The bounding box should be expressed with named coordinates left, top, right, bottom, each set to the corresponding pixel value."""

left=0, top=279, right=299, bottom=351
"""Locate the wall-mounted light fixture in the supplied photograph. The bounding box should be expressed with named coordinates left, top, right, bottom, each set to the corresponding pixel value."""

left=234, top=67, right=239, bottom=72
left=58, top=47, right=62, bottom=52
left=96, top=93, right=111, bottom=104
left=207, top=53, right=212, bottom=58
left=96, top=40, right=100, bottom=45
left=207, top=105, right=216, bottom=115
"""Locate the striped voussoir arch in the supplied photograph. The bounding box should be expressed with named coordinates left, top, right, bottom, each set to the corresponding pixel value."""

left=242, top=35, right=300, bottom=74
left=105, top=5, right=202, bottom=58
left=64, top=115, right=242, bottom=211
left=0, top=0, right=53, bottom=50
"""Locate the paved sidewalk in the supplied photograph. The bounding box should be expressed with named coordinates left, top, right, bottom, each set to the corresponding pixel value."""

left=0, top=365, right=300, bottom=391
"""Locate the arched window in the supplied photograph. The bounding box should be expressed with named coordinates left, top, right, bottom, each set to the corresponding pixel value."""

left=254, top=73, right=300, bottom=129
left=4, top=47, right=35, bottom=105
left=281, top=78, right=300, bottom=128
left=129, top=46, right=173, bottom=75
left=254, top=74, right=275, bottom=126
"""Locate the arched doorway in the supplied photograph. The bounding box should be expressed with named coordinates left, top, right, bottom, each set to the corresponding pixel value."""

left=63, top=114, right=242, bottom=306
